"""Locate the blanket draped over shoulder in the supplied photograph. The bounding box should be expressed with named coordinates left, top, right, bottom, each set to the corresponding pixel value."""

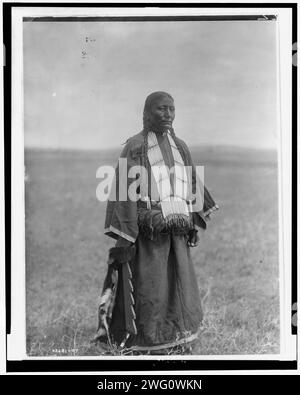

left=95, top=129, right=218, bottom=354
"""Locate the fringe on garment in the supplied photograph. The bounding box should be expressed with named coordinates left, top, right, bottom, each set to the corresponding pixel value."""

left=93, top=245, right=136, bottom=344
left=137, top=208, right=194, bottom=240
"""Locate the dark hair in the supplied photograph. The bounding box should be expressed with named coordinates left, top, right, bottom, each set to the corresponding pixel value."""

left=142, top=91, right=174, bottom=131
left=142, top=92, right=177, bottom=167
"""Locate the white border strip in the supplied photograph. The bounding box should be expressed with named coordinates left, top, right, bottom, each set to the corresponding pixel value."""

left=0, top=0, right=6, bottom=375
left=7, top=7, right=27, bottom=360
left=276, top=9, right=296, bottom=361
left=7, top=6, right=295, bottom=363
left=7, top=6, right=293, bottom=18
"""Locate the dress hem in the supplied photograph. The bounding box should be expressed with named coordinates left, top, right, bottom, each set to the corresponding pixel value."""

left=128, top=331, right=199, bottom=352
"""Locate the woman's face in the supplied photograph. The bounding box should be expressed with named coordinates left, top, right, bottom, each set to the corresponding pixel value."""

left=148, top=96, right=175, bottom=133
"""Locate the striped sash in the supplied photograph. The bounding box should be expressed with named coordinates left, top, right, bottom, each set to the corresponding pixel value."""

left=147, top=131, right=191, bottom=219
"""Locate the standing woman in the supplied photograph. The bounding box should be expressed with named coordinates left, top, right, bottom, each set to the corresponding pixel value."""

left=95, top=91, right=218, bottom=354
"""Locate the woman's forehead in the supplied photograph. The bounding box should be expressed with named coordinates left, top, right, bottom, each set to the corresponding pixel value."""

left=151, top=96, right=175, bottom=107
left=144, top=91, right=174, bottom=109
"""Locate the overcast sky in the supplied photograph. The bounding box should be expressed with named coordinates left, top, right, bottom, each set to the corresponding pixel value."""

left=23, top=20, right=278, bottom=150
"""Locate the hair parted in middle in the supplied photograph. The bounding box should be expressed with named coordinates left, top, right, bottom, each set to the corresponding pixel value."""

left=142, top=91, right=174, bottom=131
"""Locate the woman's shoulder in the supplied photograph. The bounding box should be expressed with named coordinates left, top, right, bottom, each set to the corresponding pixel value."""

left=123, top=131, right=145, bottom=147
left=120, top=131, right=145, bottom=158
left=174, top=135, right=191, bottom=153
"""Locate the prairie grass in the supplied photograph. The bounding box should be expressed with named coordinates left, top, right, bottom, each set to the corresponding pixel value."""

left=25, top=147, right=279, bottom=356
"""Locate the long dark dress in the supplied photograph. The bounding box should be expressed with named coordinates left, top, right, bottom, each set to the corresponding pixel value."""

left=101, top=130, right=217, bottom=353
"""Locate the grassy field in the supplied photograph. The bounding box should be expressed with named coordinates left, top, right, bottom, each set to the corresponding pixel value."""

left=25, top=146, right=279, bottom=356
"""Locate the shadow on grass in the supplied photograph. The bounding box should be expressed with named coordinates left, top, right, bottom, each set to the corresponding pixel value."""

left=27, top=292, right=279, bottom=357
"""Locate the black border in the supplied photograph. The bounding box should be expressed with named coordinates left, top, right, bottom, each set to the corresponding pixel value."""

left=291, top=0, right=297, bottom=337
left=3, top=1, right=12, bottom=340
left=23, top=15, right=277, bottom=21
left=6, top=360, right=298, bottom=373
left=3, top=2, right=297, bottom=373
